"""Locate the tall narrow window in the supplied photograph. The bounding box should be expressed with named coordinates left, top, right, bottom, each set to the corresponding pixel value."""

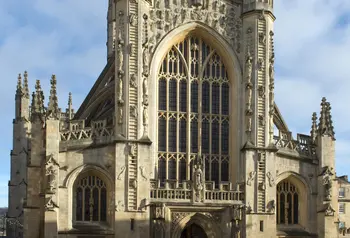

left=277, top=180, right=299, bottom=225
left=75, top=175, right=107, bottom=222
left=157, top=35, right=230, bottom=186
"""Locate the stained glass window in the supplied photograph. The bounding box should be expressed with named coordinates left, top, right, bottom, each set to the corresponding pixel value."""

left=157, top=36, right=230, bottom=187
left=75, top=175, right=107, bottom=222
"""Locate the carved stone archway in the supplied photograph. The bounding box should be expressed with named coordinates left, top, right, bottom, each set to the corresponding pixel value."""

left=172, top=213, right=220, bottom=238
left=276, top=171, right=310, bottom=230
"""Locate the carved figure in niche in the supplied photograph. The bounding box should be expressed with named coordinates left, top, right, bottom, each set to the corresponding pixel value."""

left=246, top=83, right=253, bottom=113
left=143, top=77, right=149, bottom=105
left=117, top=42, right=124, bottom=74
left=118, top=76, right=123, bottom=104
left=259, top=32, right=266, bottom=45
left=246, top=171, right=256, bottom=186
left=267, top=200, right=275, bottom=213
left=142, top=46, right=150, bottom=76
left=118, top=107, right=123, bottom=124
left=266, top=172, right=275, bottom=187
left=245, top=52, right=253, bottom=83
left=258, top=85, right=265, bottom=98
left=129, top=13, right=138, bottom=26
left=130, top=74, right=137, bottom=88
left=143, top=105, right=148, bottom=126
left=257, top=58, right=264, bottom=71
left=46, top=166, right=57, bottom=193
left=193, top=157, right=204, bottom=202
left=129, top=144, right=137, bottom=157
left=269, top=53, right=275, bottom=86
left=116, top=200, right=124, bottom=212
left=259, top=115, right=265, bottom=126
left=323, top=172, right=333, bottom=201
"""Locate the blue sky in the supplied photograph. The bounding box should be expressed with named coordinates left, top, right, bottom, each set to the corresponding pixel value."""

left=0, top=1, right=350, bottom=207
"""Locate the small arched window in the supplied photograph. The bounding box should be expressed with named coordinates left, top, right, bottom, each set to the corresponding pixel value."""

left=75, top=175, right=107, bottom=222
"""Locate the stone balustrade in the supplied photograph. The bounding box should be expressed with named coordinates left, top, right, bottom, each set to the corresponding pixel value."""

left=274, top=131, right=316, bottom=159
left=150, top=179, right=244, bottom=204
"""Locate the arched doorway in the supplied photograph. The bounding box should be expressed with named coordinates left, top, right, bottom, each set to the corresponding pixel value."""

left=180, top=223, right=208, bottom=238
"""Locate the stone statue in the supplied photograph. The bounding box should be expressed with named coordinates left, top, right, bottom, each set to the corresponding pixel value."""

left=143, top=105, right=148, bottom=126
left=46, top=166, right=57, bottom=193
left=143, top=77, right=149, bottom=105
left=245, top=53, right=253, bottom=83
left=117, top=42, right=124, bottom=73
left=142, top=44, right=150, bottom=76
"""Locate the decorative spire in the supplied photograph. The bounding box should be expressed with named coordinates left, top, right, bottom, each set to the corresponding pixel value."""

left=23, top=71, right=29, bottom=98
left=318, top=97, right=335, bottom=139
left=47, top=75, right=60, bottom=120
left=16, top=74, right=22, bottom=95
left=311, top=112, right=317, bottom=143
left=68, top=92, right=73, bottom=120
left=31, top=80, right=45, bottom=121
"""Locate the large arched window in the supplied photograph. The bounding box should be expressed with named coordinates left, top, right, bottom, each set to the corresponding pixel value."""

left=75, top=175, right=107, bottom=222
left=277, top=179, right=299, bottom=225
left=157, top=35, right=230, bottom=188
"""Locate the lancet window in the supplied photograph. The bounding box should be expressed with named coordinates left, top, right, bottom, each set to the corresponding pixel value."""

left=157, top=35, right=230, bottom=188
left=75, top=175, right=107, bottom=222
left=277, top=180, right=299, bottom=225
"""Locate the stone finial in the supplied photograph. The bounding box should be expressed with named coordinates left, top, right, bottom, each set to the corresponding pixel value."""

left=318, top=97, right=335, bottom=139
left=16, top=74, right=22, bottom=94
left=31, top=80, right=45, bottom=121
left=23, top=71, right=29, bottom=98
left=47, top=75, right=60, bottom=120
left=311, top=112, right=317, bottom=143
left=67, top=92, right=74, bottom=120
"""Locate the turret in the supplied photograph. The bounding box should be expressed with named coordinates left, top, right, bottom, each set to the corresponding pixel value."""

left=315, top=97, right=338, bottom=238
left=15, top=72, right=30, bottom=121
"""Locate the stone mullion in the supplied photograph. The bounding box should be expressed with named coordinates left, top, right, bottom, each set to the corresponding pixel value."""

left=186, top=39, right=191, bottom=180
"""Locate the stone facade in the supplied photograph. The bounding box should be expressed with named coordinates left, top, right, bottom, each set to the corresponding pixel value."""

left=7, top=0, right=346, bottom=237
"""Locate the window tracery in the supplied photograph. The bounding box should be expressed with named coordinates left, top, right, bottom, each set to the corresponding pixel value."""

left=75, top=175, right=107, bottom=222
left=157, top=35, right=230, bottom=188
left=277, top=179, right=299, bottom=225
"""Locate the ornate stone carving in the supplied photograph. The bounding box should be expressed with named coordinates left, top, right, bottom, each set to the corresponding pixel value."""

left=130, top=105, right=138, bottom=118
left=259, top=32, right=266, bottom=45
left=154, top=203, right=166, bottom=220
left=117, top=166, right=126, bottom=180
left=116, top=200, right=124, bottom=212
left=129, top=43, right=135, bottom=56
left=257, top=58, right=264, bottom=71
left=171, top=212, right=192, bottom=232
left=321, top=166, right=334, bottom=201
left=117, top=11, right=125, bottom=125
left=148, top=1, right=242, bottom=54
left=142, top=14, right=150, bottom=138
left=45, top=154, right=59, bottom=194
left=139, top=166, right=148, bottom=181
left=258, top=85, right=265, bottom=98
left=129, top=143, right=137, bottom=157
left=129, top=13, right=138, bottom=26
left=130, top=179, right=138, bottom=189
left=246, top=171, right=256, bottom=186
left=45, top=197, right=58, bottom=211
left=193, top=157, right=204, bottom=202
left=266, top=172, right=275, bottom=187
left=259, top=181, right=266, bottom=191
left=258, top=114, right=265, bottom=126
left=267, top=200, right=275, bottom=213
left=130, top=74, right=137, bottom=88
left=324, top=203, right=335, bottom=216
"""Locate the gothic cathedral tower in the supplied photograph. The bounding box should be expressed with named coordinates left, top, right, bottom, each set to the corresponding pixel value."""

left=8, top=0, right=342, bottom=237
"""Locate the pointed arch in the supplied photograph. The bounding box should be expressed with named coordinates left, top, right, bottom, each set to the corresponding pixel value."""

left=149, top=22, right=243, bottom=186
left=276, top=171, right=310, bottom=230
left=172, top=213, right=220, bottom=238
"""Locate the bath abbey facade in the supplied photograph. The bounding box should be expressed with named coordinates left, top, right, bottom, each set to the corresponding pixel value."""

left=7, top=0, right=349, bottom=237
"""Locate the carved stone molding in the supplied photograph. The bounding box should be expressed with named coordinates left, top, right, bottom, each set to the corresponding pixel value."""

left=117, top=166, right=126, bottom=180
left=266, top=172, right=275, bottom=187
left=139, top=166, right=148, bottom=181
left=246, top=171, right=256, bottom=186
left=149, top=1, right=242, bottom=54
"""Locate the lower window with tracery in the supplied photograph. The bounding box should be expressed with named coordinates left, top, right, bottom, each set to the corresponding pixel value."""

left=75, top=175, right=107, bottom=222
left=157, top=35, right=230, bottom=188
left=276, top=179, right=299, bottom=225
